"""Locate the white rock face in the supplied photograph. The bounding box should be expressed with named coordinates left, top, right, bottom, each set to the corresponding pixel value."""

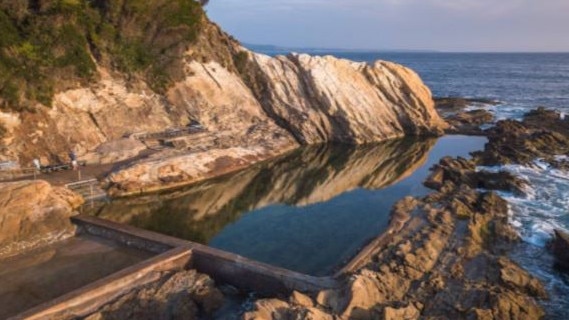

left=248, top=52, right=447, bottom=144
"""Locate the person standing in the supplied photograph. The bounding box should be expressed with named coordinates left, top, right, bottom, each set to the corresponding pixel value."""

left=33, top=158, right=41, bottom=171
left=69, top=151, right=78, bottom=170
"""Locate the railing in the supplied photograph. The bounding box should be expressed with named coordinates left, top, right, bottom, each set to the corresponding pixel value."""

left=134, top=127, right=206, bottom=141
left=0, top=161, right=88, bottom=182
left=66, top=179, right=107, bottom=201
left=0, top=167, right=38, bottom=181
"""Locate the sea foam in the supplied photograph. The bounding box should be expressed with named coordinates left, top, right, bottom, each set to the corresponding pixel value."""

left=478, top=159, right=569, bottom=247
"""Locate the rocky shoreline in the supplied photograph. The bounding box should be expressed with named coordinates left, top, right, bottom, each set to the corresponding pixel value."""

left=2, top=103, right=569, bottom=319
left=240, top=108, right=566, bottom=319
left=77, top=107, right=569, bottom=319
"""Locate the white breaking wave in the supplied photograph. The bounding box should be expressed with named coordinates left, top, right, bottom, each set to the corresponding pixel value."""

left=464, top=101, right=532, bottom=121
left=478, top=159, right=569, bottom=247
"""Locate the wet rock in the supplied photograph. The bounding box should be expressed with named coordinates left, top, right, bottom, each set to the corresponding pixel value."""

left=424, top=157, right=527, bottom=195
left=490, top=291, right=545, bottom=320
left=477, top=110, right=569, bottom=166
left=498, top=258, right=548, bottom=298
left=552, top=229, right=569, bottom=270
left=434, top=97, right=470, bottom=111
left=424, top=166, right=444, bottom=190
left=434, top=97, right=499, bottom=113
left=0, top=180, right=83, bottom=258
left=445, top=109, right=494, bottom=135
left=523, top=107, right=569, bottom=136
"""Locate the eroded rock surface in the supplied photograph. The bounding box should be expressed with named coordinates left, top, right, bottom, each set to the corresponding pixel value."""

left=473, top=108, right=569, bottom=168
left=244, top=160, right=546, bottom=319
left=0, top=180, right=83, bottom=258
left=434, top=97, right=496, bottom=135
left=84, top=270, right=223, bottom=320
left=445, top=109, right=494, bottom=135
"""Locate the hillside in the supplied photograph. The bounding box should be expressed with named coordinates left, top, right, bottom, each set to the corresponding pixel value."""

left=0, top=0, right=446, bottom=188
left=0, top=0, right=236, bottom=111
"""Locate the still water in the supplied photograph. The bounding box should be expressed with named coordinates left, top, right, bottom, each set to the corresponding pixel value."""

left=89, top=135, right=486, bottom=276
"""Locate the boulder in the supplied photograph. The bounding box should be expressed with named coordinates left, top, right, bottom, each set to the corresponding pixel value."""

left=383, top=304, right=421, bottom=320
left=445, top=109, right=494, bottom=135
left=0, top=180, right=83, bottom=258
left=290, top=291, right=314, bottom=308
left=243, top=298, right=335, bottom=320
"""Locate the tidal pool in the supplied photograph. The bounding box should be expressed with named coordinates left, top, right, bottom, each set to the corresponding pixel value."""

left=88, top=135, right=486, bottom=276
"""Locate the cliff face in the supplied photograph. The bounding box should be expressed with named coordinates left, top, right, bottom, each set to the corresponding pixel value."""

left=243, top=52, right=447, bottom=144
left=0, top=1, right=446, bottom=185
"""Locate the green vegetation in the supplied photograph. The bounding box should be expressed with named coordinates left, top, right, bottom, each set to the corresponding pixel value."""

left=0, top=0, right=206, bottom=112
left=233, top=51, right=249, bottom=74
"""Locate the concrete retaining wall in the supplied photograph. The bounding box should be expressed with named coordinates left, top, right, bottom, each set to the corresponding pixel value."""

left=13, top=210, right=406, bottom=319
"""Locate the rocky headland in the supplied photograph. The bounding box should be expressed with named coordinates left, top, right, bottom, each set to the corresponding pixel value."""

left=103, top=54, right=447, bottom=196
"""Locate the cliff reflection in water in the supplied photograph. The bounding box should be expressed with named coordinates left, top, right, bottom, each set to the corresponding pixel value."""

left=90, top=137, right=444, bottom=275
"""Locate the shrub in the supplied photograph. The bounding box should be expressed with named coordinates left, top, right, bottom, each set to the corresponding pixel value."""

left=0, top=0, right=206, bottom=111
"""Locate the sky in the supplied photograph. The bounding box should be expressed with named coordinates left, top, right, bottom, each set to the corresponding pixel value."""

left=206, top=0, right=569, bottom=52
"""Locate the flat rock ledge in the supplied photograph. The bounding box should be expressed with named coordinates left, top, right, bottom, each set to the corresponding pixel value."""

left=106, top=144, right=296, bottom=197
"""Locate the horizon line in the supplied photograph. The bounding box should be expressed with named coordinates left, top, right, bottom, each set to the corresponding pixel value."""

left=243, top=43, right=569, bottom=54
